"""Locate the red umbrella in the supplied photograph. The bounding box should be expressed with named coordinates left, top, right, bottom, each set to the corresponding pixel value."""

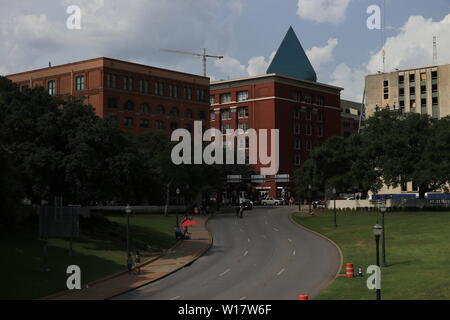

left=181, top=220, right=197, bottom=227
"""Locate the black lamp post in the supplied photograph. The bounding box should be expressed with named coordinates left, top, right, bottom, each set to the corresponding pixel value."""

left=380, top=201, right=387, bottom=267
left=125, top=204, right=131, bottom=256
left=176, top=188, right=181, bottom=227
left=332, top=187, right=337, bottom=227
left=373, top=224, right=383, bottom=300
left=308, top=184, right=312, bottom=214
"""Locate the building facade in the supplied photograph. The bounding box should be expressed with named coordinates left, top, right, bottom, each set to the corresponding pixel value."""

left=341, top=99, right=361, bottom=137
left=365, top=63, right=450, bottom=118
left=210, top=74, right=342, bottom=200
left=6, top=57, right=210, bottom=135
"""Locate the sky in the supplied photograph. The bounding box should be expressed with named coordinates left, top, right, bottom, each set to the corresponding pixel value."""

left=1, top=0, right=449, bottom=101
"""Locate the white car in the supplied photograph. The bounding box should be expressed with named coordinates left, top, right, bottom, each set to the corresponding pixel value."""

left=261, top=197, right=283, bottom=205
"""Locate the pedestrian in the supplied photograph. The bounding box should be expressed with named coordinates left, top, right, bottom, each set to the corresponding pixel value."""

left=127, top=253, right=133, bottom=274
left=135, top=251, right=141, bottom=274
left=239, top=205, right=244, bottom=219
left=194, top=204, right=200, bottom=215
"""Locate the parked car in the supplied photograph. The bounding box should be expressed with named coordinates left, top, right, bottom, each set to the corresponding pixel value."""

left=240, top=200, right=253, bottom=210
left=261, top=197, right=283, bottom=205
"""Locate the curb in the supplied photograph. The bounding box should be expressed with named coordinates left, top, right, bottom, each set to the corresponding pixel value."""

left=288, top=212, right=344, bottom=299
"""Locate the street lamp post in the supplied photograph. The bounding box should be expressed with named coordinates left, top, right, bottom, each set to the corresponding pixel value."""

left=373, top=224, right=383, bottom=300
left=126, top=204, right=131, bottom=256
left=332, top=187, right=337, bottom=227
left=380, top=201, right=387, bottom=267
left=176, top=188, right=181, bottom=227
left=308, top=184, right=312, bottom=215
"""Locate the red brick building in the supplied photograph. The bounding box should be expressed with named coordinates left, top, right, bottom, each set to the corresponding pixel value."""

left=210, top=74, right=342, bottom=200
left=6, top=57, right=210, bottom=135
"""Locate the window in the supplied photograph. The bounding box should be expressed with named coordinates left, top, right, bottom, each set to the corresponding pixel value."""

left=399, top=75, right=404, bottom=84
left=306, top=109, right=312, bottom=120
left=169, top=85, right=178, bottom=98
left=294, top=108, right=300, bottom=119
left=318, top=126, right=324, bottom=137
left=410, top=99, right=416, bottom=112
left=306, top=125, right=312, bottom=136
left=48, top=80, right=56, bottom=95
left=401, top=183, right=407, bottom=192
left=141, top=103, right=150, bottom=114
left=185, top=109, right=193, bottom=119
left=124, top=117, right=133, bottom=128
left=410, top=87, right=416, bottom=95
left=221, top=123, right=232, bottom=134
left=210, top=95, right=215, bottom=105
left=318, top=110, right=324, bottom=122
left=304, top=94, right=312, bottom=104
left=107, top=97, right=118, bottom=109
left=184, top=87, right=192, bottom=100
left=306, top=140, right=312, bottom=151
left=170, top=107, right=180, bottom=117
left=237, top=91, right=248, bottom=102
left=200, top=90, right=206, bottom=101
left=156, top=120, right=165, bottom=130
left=124, top=77, right=133, bottom=91
left=106, top=74, right=117, bottom=89
left=124, top=100, right=134, bottom=111
left=75, top=75, right=85, bottom=91
left=432, top=83, right=438, bottom=93
left=238, top=122, right=249, bottom=132
left=383, top=80, right=389, bottom=87
left=294, top=123, right=300, bottom=135
left=238, top=106, right=248, bottom=118
left=170, top=122, right=178, bottom=131
left=420, top=73, right=427, bottom=81
left=421, top=85, right=427, bottom=95
left=139, top=80, right=149, bottom=94
left=198, top=111, right=206, bottom=120
left=409, top=74, right=415, bottom=83
left=431, top=71, right=438, bottom=79
left=432, top=97, right=439, bottom=106
left=220, top=93, right=232, bottom=104
left=295, top=154, right=301, bottom=166
left=317, top=96, right=324, bottom=106
left=383, top=80, right=389, bottom=99
left=156, top=105, right=165, bottom=115
left=295, top=139, right=301, bottom=150
left=140, top=119, right=149, bottom=128
left=221, top=109, right=232, bottom=120
left=210, top=111, right=216, bottom=121
left=293, top=92, right=301, bottom=102
left=155, top=82, right=164, bottom=96
left=399, top=87, right=405, bottom=96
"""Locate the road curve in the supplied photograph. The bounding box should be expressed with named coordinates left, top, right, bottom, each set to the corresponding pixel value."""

left=115, top=206, right=340, bottom=300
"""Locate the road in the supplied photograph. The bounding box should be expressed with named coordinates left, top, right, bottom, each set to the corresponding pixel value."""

left=115, top=206, right=341, bottom=300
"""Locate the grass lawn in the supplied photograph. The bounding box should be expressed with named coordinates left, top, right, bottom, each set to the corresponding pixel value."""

left=292, top=210, right=450, bottom=300
left=0, top=213, right=177, bottom=300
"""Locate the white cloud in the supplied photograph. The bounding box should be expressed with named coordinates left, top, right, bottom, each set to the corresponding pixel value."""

left=366, top=14, right=450, bottom=73
left=329, top=63, right=365, bottom=102
left=215, top=51, right=276, bottom=78
left=306, top=38, right=338, bottom=70
left=297, top=0, right=351, bottom=24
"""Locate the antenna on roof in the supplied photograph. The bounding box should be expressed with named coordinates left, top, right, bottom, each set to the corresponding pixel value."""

left=433, top=36, right=438, bottom=65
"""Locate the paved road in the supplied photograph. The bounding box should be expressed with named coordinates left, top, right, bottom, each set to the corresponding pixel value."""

left=115, top=206, right=340, bottom=300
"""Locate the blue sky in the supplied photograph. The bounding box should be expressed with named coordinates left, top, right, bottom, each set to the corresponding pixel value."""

left=1, top=0, right=449, bottom=101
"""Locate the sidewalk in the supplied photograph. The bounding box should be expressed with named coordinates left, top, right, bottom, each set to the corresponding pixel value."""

left=46, top=215, right=212, bottom=300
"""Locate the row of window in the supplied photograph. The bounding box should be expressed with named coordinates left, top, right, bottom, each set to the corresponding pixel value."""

left=294, top=124, right=324, bottom=137
left=105, top=74, right=207, bottom=102
left=293, top=92, right=324, bottom=106
left=398, top=71, right=438, bottom=85
left=107, top=98, right=206, bottom=119
left=46, top=76, right=85, bottom=95
left=109, top=115, right=195, bottom=131
left=211, top=90, right=325, bottom=106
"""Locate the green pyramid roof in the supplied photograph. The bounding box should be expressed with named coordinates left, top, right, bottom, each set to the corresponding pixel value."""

left=266, top=27, right=317, bottom=82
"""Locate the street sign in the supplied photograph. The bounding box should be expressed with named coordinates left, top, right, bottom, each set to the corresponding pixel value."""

left=227, top=175, right=242, bottom=183
left=275, top=174, right=290, bottom=183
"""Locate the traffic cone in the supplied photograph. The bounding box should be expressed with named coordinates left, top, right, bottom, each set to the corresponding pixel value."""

left=298, top=294, right=309, bottom=300
left=346, top=263, right=354, bottom=278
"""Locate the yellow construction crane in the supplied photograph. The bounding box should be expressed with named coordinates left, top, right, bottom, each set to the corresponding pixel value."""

left=160, top=48, right=223, bottom=77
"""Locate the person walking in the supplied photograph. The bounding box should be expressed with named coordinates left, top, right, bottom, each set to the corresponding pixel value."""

left=239, top=204, right=244, bottom=219
left=127, top=254, right=133, bottom=274
left=135, top=251, right=141, bottom=274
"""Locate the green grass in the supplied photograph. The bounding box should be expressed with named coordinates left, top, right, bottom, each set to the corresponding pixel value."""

left=292, top=210, right=450, bottom=300
left=0, top=213, right=177, bottom=300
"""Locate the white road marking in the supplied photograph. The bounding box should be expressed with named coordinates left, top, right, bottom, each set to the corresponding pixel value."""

left=288, top=238, right=292, bottom=243
left=243, top=250, right=248, bottom=257
left=170, top=296, right=180, bottom=300
left=277, top=268, right=286, bottom=276
left=219, top=269, right=230, bottom=277
left=273, top=227, right=279, bottom=232
left=293, top=250, right=296, bottom=256
left=248, top=238, right=251, bottom=243
left=240, top=296, right=247, bottom=300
